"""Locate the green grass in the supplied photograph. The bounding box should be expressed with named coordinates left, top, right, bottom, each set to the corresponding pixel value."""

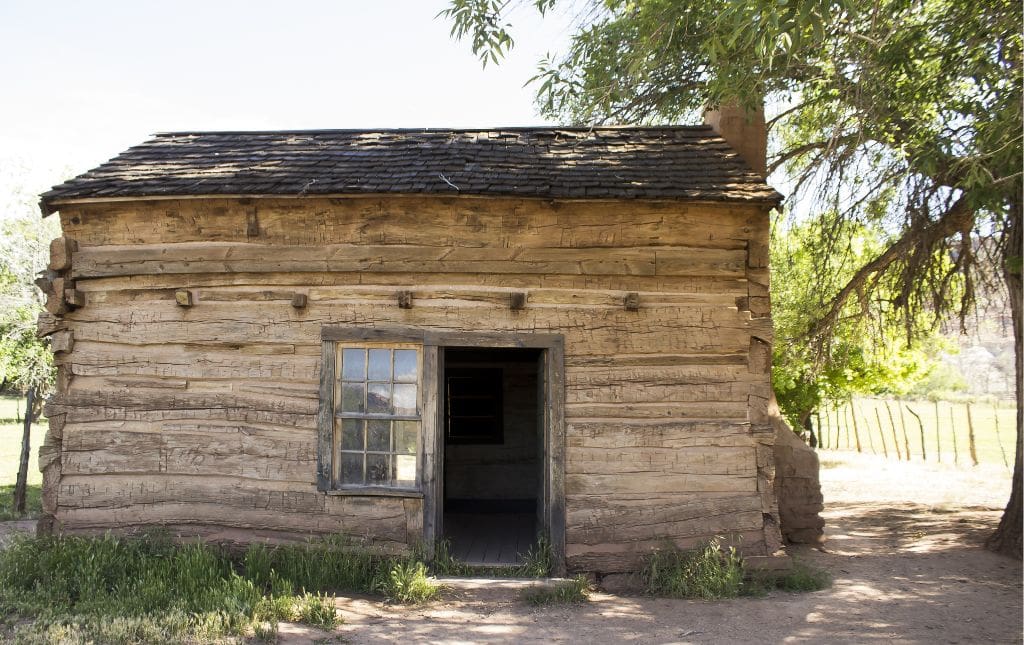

left=519, top=576, right=590, bottom=605
left=0, top=533, right=443, bottom=643
left=0, top=483, right=41, bottom=521
left=640, top=539, right=832, bottom=600
left=641, top=538, right=745, bottom=599
left=817, top=397, right=1016, bottom=467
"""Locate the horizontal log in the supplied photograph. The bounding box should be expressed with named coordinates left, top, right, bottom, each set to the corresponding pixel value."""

left=565, top=401, right=749, bottom=420
left=565, top=493, right=764, bottom=544
left=71, top=242, right=747, bottom=280
left=61, top=197, right=764, bottom=250
left=565, top=472, right=756, bottom=495
left=57, top=502, right=409, bottom=542
left=567, top=446, right=756, bottom=477
left=566, top=420, right=754, bottom=449
left=77, top=271, right=750, bottom=296
left=61, top=427, right=316, bottom=481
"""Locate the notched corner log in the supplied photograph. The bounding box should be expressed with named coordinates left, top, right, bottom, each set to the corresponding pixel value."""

left=624, top=292, right=640, bottom=311
left=50, top=330, right=74, bottom=354
left=748, top=336, right=771, bottom=374
left=48, top=237, right=78, bottom=272
left=509, top=292, right=527, bottom=310
left=37, top=312, right=66, bottom=338
left=65, top=288, right=86, bottom=308
left=291, top=292, right=308, bottom=308
left=175, top=289, right=195, bottom=307
left=397, top=290, right=413, bottom=309
left=34, top=269, right=58, bottom=295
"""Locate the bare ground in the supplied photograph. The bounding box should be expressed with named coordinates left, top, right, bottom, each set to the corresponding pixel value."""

left=2, top=451, right=1020, bottom=643
left=317, top=451, right=1023, bottom=644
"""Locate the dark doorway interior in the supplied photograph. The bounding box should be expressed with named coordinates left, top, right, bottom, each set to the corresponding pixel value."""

left=442, top=347, right=542, bottom=566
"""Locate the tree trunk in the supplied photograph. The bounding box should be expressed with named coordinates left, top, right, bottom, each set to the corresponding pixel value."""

left=13, top=387, right=35, bottom=515
left=987, top=201, right=1022, bottom=558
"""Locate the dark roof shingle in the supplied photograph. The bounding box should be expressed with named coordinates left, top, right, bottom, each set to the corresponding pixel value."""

left=40, top=127, right=781, bottom=214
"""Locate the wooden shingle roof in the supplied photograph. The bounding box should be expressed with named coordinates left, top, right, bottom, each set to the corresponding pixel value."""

left=40, top=127, right=782, bottom=214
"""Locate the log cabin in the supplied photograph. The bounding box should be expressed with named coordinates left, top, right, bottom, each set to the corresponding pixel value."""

left=36, top=113, right=788, bottom=575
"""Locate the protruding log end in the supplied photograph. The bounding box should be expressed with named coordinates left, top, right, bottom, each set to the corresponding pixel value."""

left=175, top=289, right=194, bottom=307
left=624, top=292, right=640, bottom=311
left=397, top=290, right=413, bottom=309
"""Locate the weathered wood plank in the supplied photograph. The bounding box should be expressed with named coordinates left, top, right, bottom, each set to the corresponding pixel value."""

left=71, top=242, right=747, bottom=280
left=60, top=197, right=764, bottom=250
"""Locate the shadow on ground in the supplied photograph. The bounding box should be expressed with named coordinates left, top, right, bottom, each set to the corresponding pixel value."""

left=324, top=503, right=1021, bottom=644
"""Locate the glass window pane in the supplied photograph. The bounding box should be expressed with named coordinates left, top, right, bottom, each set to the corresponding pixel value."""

left=340, top=383, right=365, bottom=413
left=341, top=419, right=363, bottom=451
left=394, top=454, right=417, bottom=486
left=368, top=349, right=391, bottom=381
left=340, top=452, right=364, bottom=485
left=393, top=350, right=418, bottom=382
left=367, top=419, right=391, bottom=452
left=367, top=383, right=391, bottom=413
left=366, top=454, right=389, bottom=485
left=393, top=384, right=417, bottom=416
left=341, top=349, right=366, bottom=381
left=394, top=421, right=418, bottom=454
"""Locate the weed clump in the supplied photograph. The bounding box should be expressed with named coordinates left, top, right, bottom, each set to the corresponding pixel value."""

left=520, top=575, right=591, bottom=605
left=641, top=538, right=744, bottom=599
left=639, top=538, right=832, bottom=599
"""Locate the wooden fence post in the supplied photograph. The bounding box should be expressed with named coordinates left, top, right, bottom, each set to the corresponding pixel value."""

left=874, top=406, right=890, bottom=458
left=850, top=401, right=863, bottom=453
left=906, top=404, right=927, bottom=461
left=934, top=400, right=942, bottom=463
left=949, top=404, right=959, bottom=465
left=887, top=399, right=909, bottom=461
left=965, top=403, right=979, bottom=467
left=993, top=404, right=1010, bottom=469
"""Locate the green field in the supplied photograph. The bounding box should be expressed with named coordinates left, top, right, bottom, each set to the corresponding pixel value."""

left=0, top=395, right=45, bottom=519
left=817, top=397, right=1017, bottom=469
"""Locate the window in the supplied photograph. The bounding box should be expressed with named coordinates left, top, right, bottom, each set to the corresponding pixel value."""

left=445, top=368, right=504, bottom=444
left=322, top=344, right=421, bottom=491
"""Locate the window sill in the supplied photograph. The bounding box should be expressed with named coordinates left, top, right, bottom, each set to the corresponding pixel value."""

left=325, top=487, right=423, bottom=499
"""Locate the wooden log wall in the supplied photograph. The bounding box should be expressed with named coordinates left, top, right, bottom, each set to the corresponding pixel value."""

left=39, top=195, right=781, bottom=571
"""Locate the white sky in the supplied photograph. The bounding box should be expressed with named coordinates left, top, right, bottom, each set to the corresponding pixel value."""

left=0, top=0, right=576, bottom=213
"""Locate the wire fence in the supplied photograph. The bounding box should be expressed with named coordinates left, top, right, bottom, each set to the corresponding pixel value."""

left=814, top=398, right=1016, bottom=470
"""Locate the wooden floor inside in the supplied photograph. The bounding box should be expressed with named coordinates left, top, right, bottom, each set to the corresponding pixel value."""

left=443, top=512, right=537, bottom=566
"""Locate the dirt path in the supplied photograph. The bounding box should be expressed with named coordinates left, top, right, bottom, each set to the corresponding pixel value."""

left=319, top=451, right=1022, bottom=644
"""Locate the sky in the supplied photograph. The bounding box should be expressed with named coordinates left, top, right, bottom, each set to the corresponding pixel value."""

left=0, top=0, right=576, bottom=213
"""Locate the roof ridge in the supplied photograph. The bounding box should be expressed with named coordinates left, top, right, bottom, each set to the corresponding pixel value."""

left=152, top=125, right=716, bottom=137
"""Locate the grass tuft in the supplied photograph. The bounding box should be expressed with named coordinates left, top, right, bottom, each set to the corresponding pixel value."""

left=520, top=575, right=590, bottom=605
left=773, top=562, right=832, bottom=592
left=641, top=538, right=744, bottom=599
left=377, top=561, right=440, bottom=604
left=516, top=534, right=553, bottom=578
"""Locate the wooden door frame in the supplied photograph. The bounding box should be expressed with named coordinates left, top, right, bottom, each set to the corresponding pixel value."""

left=422, top=331, right=566, bottom=576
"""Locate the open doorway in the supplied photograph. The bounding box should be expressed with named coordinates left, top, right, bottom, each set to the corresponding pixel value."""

left=441, top=347, right=542, bottom=566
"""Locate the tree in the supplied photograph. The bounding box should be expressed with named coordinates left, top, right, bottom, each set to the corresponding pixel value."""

left=771, top=216, right=939, bottom=436
left=1, top=180, right=59, bottom=515
left=442, top=0, right=1022, bottom=556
